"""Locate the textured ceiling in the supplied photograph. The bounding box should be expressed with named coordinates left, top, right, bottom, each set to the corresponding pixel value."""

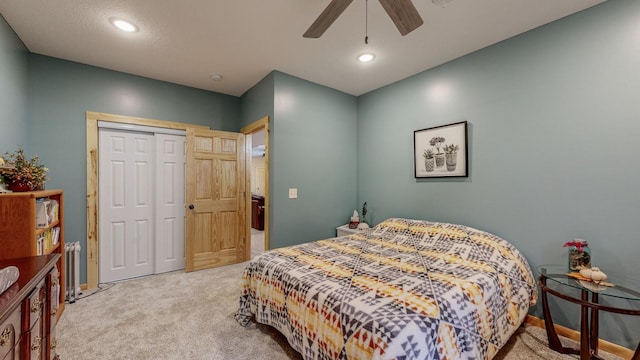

left=0, top=0, right=606, bottom=96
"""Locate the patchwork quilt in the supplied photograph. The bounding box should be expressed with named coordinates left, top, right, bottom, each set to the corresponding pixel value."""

left=235, top=218, right=537, bottom=360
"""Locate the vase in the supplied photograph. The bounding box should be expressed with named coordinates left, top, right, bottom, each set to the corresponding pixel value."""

left=568, top=245, right=591, bottom=271
left=424, top=158, right=435, bottom=172
left=445, top=153, right=457, bottom=171
left=9, top=180, right=33, bottom=192
left=435, top=153, right=445, bottom=167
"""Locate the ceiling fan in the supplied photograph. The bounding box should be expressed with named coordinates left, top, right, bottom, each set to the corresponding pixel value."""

left=303, top=0, right=424, bottom=38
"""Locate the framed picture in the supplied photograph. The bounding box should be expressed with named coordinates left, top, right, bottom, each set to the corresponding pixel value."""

left=414, top=121, right=468, bottom=178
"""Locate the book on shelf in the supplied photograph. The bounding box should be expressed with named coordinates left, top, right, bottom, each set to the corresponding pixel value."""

left=52, top=227, right=60, bottom=246
left=49, top=199, right=59, bottom=224
left=36, top=227, right=60, bottom=255
left=46, top=228, right=53, bottom=249
left=36, top=198, right=51, bottom=228
left=36, top=235, right=44, bottom=255
left=35, top=198, right=59, bottom=228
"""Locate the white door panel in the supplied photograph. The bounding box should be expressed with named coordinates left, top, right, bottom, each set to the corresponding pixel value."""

left=155, top=134, right=186, bottom=274
left=99, top=129, right=155, bottom=283
left=110, top=222, right=126, bottom=269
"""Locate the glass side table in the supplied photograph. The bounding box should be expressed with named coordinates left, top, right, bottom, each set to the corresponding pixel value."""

left=537, top=265, right=640, bottom=360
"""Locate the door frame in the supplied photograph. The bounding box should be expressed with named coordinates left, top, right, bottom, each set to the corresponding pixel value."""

left=241, top=116, right=270, bottom=252
left=86, top=111, right=210, bottom=289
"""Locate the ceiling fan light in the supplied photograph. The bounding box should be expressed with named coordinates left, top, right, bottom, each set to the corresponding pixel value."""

left=110, top=18, right=138, bottom=33
left=358, top=53, right=375, bottom=63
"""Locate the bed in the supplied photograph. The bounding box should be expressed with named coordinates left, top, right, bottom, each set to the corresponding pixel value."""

left=235, top=218, right=537, bottom=359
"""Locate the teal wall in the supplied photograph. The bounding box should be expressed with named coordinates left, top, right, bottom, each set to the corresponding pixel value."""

left=0, top=15, right=29, bottom=148
left=357, top=0, right=640, bottom=349
left=271, top=72, right=358, bottom=247
left=241, top=71, right=358, bottom=249
left=27, top=55, right=241, bottom=283
left=240, top=71, right=275, bottom=128
left=240, top=72, right=275, bottom=243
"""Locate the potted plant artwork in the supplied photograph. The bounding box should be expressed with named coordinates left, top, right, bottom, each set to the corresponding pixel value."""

left=430, top=137, right=446, bottom=167
left=414, top=121, right=468, bottom=178
left=0, top=147, right=48, bottom=192
left=422, top=149, right=435, bottom=172
left=444, top=144, right=459, bottom=172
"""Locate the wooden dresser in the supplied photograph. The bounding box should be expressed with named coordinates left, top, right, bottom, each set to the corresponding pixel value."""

left=0, top=190, right=65, bottom=322
left=0, top=254, right=61, bottom=360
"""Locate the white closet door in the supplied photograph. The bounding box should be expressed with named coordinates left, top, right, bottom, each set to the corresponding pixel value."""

left=154, top=134, right=186, bottom=273
left=99, top=129, right=155, bottom=283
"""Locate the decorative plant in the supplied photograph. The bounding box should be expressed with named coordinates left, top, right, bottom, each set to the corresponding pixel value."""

left=422, top=149, right=434, bottom=159
left=429, top=137, right=445, bottom=154
left=0, top=147, right=48, bottom=190
left=362, top=202, right=368, bottom=223
left=444, top=144, right=459, bottom=154
left=564, top=239, right=591, bottom=271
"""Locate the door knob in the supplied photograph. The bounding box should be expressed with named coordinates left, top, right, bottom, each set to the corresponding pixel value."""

left=188, top=204, right=195, bottom=210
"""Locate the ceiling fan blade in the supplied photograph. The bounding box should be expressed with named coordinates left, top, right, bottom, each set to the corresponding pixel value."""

left=303, top=0, right=354, bottom=38
left=378, top=0, right=424, bottom=36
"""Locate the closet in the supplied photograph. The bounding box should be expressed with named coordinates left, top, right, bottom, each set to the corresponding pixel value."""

left=98, top=122, right=185, bottom=283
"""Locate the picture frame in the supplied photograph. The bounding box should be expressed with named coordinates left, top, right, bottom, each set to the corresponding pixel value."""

left=414, top=121, right=468, bottom=178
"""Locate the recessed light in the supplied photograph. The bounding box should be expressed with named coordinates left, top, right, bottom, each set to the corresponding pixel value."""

left=110, top=18, right=138, bottom=33
left=358, top=53, right=375, bottom=63
left=210, top=74, right=223, bottom=81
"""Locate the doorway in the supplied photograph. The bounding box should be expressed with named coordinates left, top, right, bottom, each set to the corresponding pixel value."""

left=241, top=116, right=270, bottom=257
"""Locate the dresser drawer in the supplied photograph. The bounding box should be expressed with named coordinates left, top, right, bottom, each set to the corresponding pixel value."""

left=49, top=326, right=58, bottom=360
left=28, top=323, right=43, bottom=360
left=27, top=280, right=46, bottom=330
left=1, top=341, right=20, bottom=360
left=0, top=307, right=21, bottom=360
left=49, top=267, right=60, bottom=323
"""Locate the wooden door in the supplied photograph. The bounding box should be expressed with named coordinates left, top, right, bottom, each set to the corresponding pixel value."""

left=185, top=128, right=248, bottom=272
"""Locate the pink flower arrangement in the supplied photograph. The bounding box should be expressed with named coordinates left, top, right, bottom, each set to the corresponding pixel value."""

left=563, top=240, right=589, bottom=252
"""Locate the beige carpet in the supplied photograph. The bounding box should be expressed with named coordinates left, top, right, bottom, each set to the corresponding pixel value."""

left=57, top=259, right=624, bottom=360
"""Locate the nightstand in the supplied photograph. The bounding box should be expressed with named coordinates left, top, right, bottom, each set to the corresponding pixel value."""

left=537, top=265, right=640, bottom=360
left=336, top=224, right=363, bottom=237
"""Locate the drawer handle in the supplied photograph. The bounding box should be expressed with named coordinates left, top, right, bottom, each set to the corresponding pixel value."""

left=32, top=335, right=41, bottom=352
left=0, top=327, right=13, bottom=347
left=31, top=298, right=42, bottom=313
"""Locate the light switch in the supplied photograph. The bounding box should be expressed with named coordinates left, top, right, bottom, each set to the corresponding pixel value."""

left=288, top=188, right=298, bottom=199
